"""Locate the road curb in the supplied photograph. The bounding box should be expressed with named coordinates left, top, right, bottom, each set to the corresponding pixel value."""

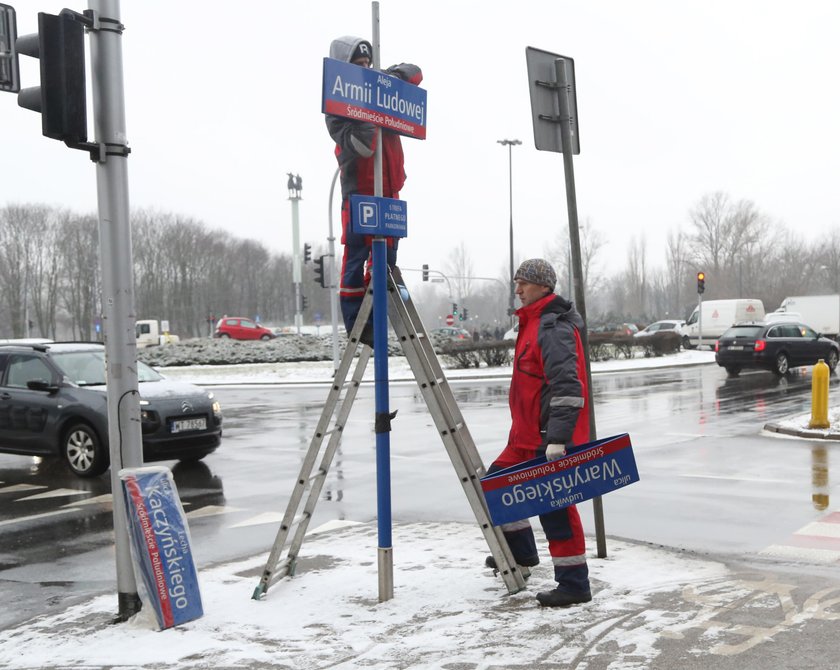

left=763, top=422, right=840, bottom=440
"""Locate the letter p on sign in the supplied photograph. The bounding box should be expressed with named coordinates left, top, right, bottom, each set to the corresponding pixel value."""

left=361, top=203, right=377, bottom=227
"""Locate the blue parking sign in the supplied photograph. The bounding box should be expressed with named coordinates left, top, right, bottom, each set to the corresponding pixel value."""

left=350, top=194, right=407, bottom=238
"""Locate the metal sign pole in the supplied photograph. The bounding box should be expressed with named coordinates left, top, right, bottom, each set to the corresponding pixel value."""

left=327, top=168, right=341, bottom=371
left=370, top=0, right=394, bottom=603
left=290, top=190, right=302, bottom=333
left=553, top=57, right=607, bottom=559
left=88, top=0, right=143, bottom=620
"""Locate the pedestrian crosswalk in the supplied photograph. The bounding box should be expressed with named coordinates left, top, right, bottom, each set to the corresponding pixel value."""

left=760, top=511, right=840, bottom=563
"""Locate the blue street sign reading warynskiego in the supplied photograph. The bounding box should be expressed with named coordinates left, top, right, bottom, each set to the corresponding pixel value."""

left=322, top=57, right=427, bottom=140
left=480, top=434, right=639, bottom=526
left=350, top=195, right=407, bottom=238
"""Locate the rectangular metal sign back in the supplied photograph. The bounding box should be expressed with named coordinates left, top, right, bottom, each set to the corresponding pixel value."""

left=350, top=194, right=408, bottom=238
left=525, top=46, right=580, bottom=154
left=322, top=57, right=427, bottom=140
left=480, top=434, right=638, bottom=526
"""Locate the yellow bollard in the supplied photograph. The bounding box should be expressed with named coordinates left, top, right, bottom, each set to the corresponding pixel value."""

left=810, top=359, right=830, bottom=429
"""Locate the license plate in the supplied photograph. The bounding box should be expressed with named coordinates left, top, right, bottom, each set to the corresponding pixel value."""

left=171, top=417, right=206, bottom=434
left=727, top=345, right=744, bottom=350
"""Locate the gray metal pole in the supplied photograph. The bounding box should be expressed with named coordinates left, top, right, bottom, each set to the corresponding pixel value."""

left=291, top=193, right=302, bottom=333
left=554, top=58, right=607, bottom=559
left=327, top=168, right=340, bottom=372
left=88, top=0, right=142, bottom=620
left=497, top=139, right=521, bottom=325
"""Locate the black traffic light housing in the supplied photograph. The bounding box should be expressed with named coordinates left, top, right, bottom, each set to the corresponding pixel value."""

left=696, top=271, right=705, bottom=294
left=461, top=308, right=469, bottom=321
left=422, top=263, right=429, bottom=281
left=303, top=243, right=312, bottom=263
left=16, top=10, right=87, bottom=146
left=301, top=295, right=309, bottom=310
left=452, top=303, right=458, bottom=316
left=0, top=4, right=20, bottom=93
left=314, top=255, right=327, bottom=288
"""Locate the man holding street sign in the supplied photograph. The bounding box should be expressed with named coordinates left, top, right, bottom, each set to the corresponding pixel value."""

left=485, top=258, right=593, bottom=607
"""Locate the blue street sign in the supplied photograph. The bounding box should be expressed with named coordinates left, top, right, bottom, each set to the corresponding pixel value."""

left=350, top=194, right=407, bottom=238
left=480, top=434, right=639, bottom=526
left=322, top=58, right=427, bottom=140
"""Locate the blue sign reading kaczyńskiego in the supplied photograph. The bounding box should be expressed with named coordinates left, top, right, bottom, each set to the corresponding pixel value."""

left=480, top=434, right=639, bottom=526
left=322, top=57, right=427, bottom=140
left=120, top=466, right=203, bottom=629
left=350, top=194, right=407, bottom=238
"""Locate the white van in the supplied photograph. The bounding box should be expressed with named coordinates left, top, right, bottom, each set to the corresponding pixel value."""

left=680, top=299, right=765, bottom=349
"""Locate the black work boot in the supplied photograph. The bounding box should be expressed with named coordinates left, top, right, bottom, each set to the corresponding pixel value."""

left=536, top=587, right=592, bottom=607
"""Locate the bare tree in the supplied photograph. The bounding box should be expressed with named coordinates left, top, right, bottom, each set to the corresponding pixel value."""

left=545, top=218, right=606, bottom=298
left=445, top=241, right=474, bottom=302
left=57, top=213, right=100, bottom=339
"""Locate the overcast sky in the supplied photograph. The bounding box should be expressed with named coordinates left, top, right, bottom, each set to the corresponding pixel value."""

left=2, top=0, right=838, bottom=289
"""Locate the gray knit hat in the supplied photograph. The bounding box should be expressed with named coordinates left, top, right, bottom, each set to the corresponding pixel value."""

left=514, top=258, right=556, bottom=290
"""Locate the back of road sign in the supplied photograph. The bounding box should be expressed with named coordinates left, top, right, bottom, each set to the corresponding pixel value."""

left=525, top=46, right=580, bottom=154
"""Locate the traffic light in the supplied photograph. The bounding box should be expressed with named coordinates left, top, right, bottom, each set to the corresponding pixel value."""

left=422, top=263, right=429, bottom=281
left=696, top=271, right=705, bottom=294
left=314, top=255, right=327, bottom=288
left=303, top=243, right=311, bottom=263
left=0, top=4, right=20, bottom=93
left=16, top=11, right=87, bottom=146
left=452, top=303, right=458, bottom=316
left=462, top=308, right=469, bottom=321
left=301, top=295, right=309, bottom=310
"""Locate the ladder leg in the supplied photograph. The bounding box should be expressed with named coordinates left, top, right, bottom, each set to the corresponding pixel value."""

left=252, top=293, right=374, bottom=599
left=386, top=273, right=527, bottom=593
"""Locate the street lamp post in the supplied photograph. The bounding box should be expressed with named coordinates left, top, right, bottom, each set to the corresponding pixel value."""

left=497, top=139, right=521, bottom=325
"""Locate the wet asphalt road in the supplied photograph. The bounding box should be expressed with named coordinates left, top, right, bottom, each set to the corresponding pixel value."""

left=1, top=362, right=839, bottom=629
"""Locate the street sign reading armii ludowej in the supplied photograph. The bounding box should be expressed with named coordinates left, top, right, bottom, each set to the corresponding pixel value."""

left=322, top=57, right=427, bottom=140
left=350, top=194, right=407, bottom=238
left=480, top=434, right=639, bottom=526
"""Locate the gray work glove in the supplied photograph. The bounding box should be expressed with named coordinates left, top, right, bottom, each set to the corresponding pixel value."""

left=546, top=443, right=567, bottom=460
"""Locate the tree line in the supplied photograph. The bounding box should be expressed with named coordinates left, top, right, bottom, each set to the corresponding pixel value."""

left=2, top=192, right=837, bottom=340
left=0, top=205, right=332, bottom=340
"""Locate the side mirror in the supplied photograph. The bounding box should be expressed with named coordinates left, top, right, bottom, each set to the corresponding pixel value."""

left=26, top=379, right=59, bottom=394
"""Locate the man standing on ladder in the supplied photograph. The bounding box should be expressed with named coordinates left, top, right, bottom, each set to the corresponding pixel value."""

left=485, top=258, right=593, bottom=607
left=325, top=35, right=422, bottom=348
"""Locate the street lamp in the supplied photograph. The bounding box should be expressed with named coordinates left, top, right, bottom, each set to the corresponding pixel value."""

left=497, top=138, right=521, bottom=324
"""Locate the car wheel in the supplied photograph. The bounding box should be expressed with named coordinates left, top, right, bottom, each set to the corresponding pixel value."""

left=725, top=366, right=741, bottom=377
left=682, top=336, right=694, bottom=350
left=63, top=423, right=108, bottom=477
left=220, top=333, right=230, bottom=339
left=260, top=334, right=271, bottom=341
left=774, top=352, right=790, bottom=376
left=827, top=349, right=839, bottom=372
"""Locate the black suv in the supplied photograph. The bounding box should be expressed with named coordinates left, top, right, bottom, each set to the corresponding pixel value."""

left=715, top=322, right=840, bottom=376
left=0, top=342, right=222, bottom=477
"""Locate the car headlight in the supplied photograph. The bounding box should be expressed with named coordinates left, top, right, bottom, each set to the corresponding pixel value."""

left=212, top=401, right=222, bottom=417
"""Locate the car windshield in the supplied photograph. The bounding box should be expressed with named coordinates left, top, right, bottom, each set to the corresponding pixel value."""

left=722, top=326, right=765, bottom=339
left=51, top=350, right=162, bottom=386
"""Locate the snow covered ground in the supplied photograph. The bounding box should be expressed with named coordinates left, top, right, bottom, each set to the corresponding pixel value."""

left=1, top=348, right=834, bottom=669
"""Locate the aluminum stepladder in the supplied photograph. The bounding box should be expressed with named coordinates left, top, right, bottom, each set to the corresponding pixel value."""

left=252, top=270, right=528, bottom=600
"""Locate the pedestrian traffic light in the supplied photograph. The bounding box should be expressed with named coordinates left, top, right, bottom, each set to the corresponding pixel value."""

left=697, top=271, right=705, bottom=294
left=0, top=4, right=20, bottom=93
left=303, top=243, right=311, bottom=263
left=314, top=255, right=327, bottom=288
left=301, top=295, right=309, bottom=310
left=422, top=264, right=429, bottom=281
left=15, top=10, right=87, bottom=146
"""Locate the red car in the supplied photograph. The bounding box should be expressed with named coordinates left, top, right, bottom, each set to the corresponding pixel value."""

left=214, top=317, right=275, bottom=341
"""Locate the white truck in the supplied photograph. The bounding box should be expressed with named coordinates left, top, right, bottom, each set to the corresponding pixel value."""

left=772, top=295, right=840, bottom=339
left=136, top=319, right=180, bottom=348
left=680, top=299, right=765, bottom=349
